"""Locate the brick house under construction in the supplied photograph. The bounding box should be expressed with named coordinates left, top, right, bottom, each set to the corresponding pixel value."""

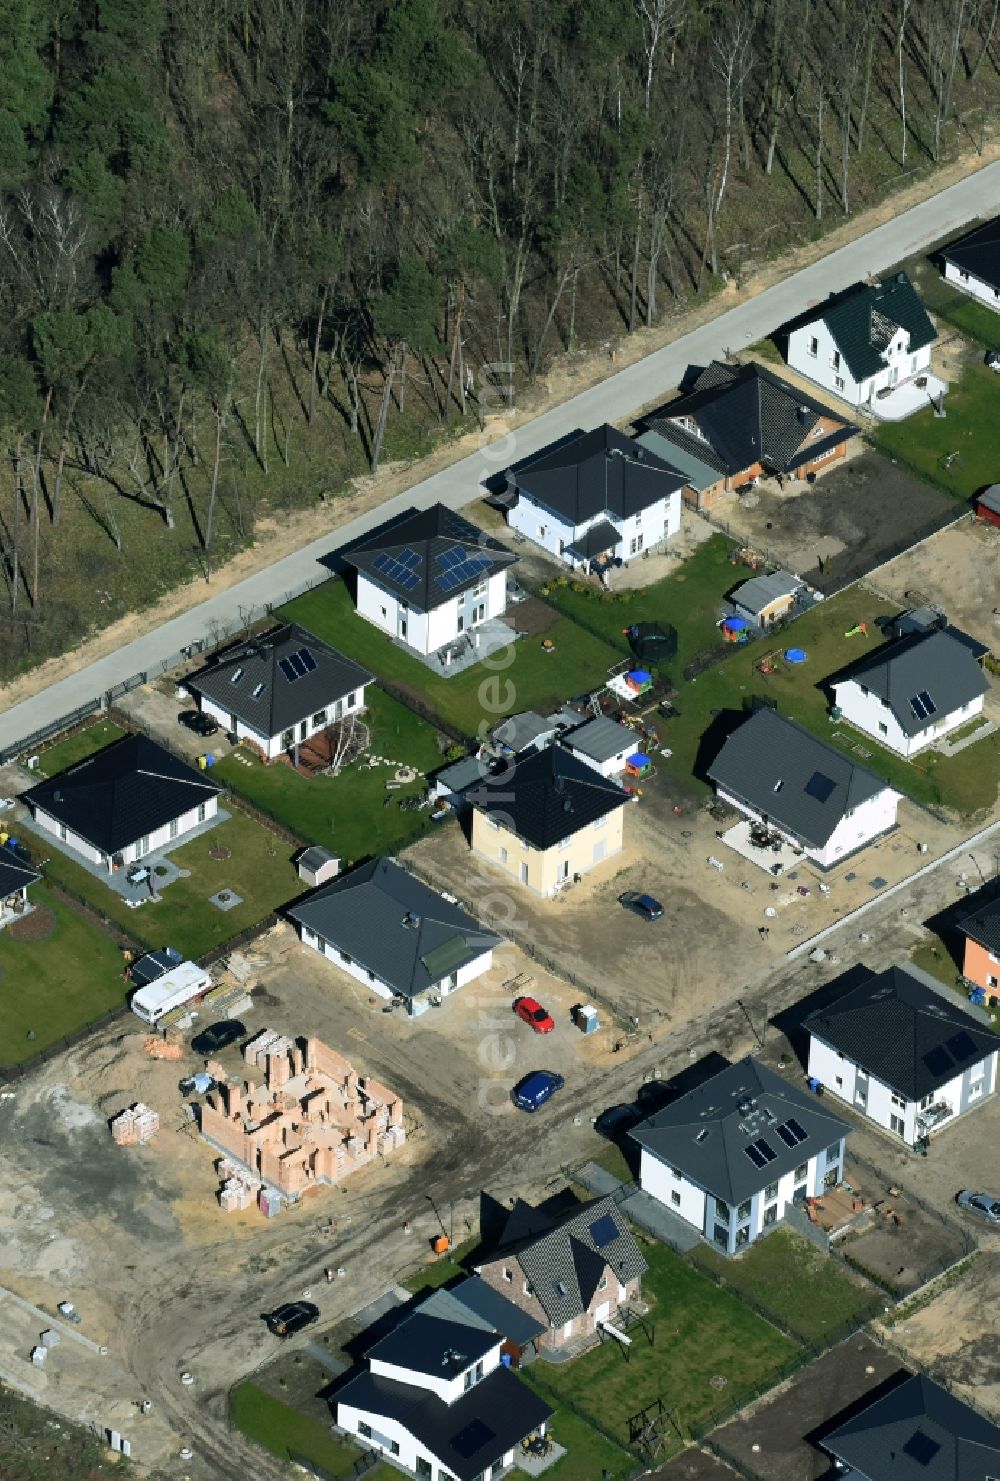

left=200, top=1032, right=404, bottom=1200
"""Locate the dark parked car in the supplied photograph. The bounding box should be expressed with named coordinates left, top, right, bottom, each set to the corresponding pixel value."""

left=191, top=1020, right=246, bottom=1055
left=512, top=1070, right=565, bottom=1112
left=267, top=1301, right=320, bottom=1338
left=178, top=709, right=219, bottom=738
left=620, top=890, right=664, bottom=922
left=635, top=1079, right=674, bottom=1115
left=595, top=1103, right=641, bottom=1138
left=956, top=1190, right=1000, bottom=1224
left=985, top=349, right=1000, bottom=372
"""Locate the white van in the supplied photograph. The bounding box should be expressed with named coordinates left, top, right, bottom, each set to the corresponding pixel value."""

left=131, top=961, right=212, bottom=1025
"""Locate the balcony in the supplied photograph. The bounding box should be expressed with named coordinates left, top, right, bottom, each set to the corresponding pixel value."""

left=916, top=1100, right=953, bottom=1135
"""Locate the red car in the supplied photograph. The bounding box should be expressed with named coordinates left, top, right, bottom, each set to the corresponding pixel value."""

left=513, top=996, right=555, bottom=1034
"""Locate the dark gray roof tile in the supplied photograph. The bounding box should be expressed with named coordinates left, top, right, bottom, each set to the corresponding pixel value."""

left=822, top=1372, right=1000, bottom=1479
left=344, top=504, right=516, bottom=611
left=513, top=424, right=685, bottom=526
left=468, top=746, right=630, bottom=850
left=836, top=630, right=988, bottom=738
left=940, top=216, right=1000, bottom=293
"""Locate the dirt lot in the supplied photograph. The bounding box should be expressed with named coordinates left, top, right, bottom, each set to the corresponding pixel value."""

left=880, top=1252, right=1000, bottom=1415
left=651, top=1448, right=740, bottom=1480
left=835, top=1157, right=969, bottom=1295
left=709, top=449, right=961, bottom=594
left=709, top=1336, right=903, bottom=1480
left=869, top=516, right=1000, bottom=650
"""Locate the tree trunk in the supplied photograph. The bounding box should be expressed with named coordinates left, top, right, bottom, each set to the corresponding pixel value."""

left=30, top=461, right=40, bottom=606
left=898, top=0, right=910, bottom=164
left=970, top=0, right=1000, bottom=76
left=370, top=345, right=398, bottom=475
left=857, top=21, right=877, bottom=152
left=254, top=307, right=269, bottom=468
left=308, top=283, right=329, bottom=425
left=444, top=283, right=465, bottom=421
left=531, top=261, right=575, bottom=377
left=204, top=399, right=224, bottom=573
left=11, top=434, right=21, bottom=612
left=815, top=87, right=825, bottom=222
left=629, top=193, right=643, bottom=333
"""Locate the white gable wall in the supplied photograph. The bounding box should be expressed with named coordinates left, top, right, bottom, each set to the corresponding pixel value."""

left=833, top=678, right=984, bottom=759
left=509, top=489, right=681, bottom=569
left=787, top=316, right=932, bottom=408
left=944, top=259, right=1000, bottom=310
left=356, top=571, right=506, bottom=658
left=508, top=493, right=578, bottom=560
left=198, top=686, right=366, bottom=759
left=369, top=1343, right=501, bottom=1404
left=296, top=924, right=494, bottom=1017
left=713, top=783, right=899, bottom=869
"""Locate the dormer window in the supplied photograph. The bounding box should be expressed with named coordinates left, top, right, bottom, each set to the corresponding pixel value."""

left=502, top=1267, right=513, bottom=1282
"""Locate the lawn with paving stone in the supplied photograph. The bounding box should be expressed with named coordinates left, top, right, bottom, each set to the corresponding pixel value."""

left=526, top=1240, right=798, bottom=1453
left=688, top=1229, right=881, bottom=1343
left=0, top=884, right=132, bottom=1063
left=212, top=687, right=449, bottom=866
left=872, top=361, right=1000, bottom=503
left=280, top=578, right=624, bottom=737
left=516, top=1392, right=638, bottom=1481
left=34, top=802, right=302, bottom=960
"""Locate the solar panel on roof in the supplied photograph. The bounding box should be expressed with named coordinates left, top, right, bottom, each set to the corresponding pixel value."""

left=437, top=545, right=465, bottom=569
left=785, top=1117, right=808, bottom=1144
left=917, top=689, right=936, bottom=716
left=288, top=651, right=307, bottom=677
left=753, top=1137, right=777, bottom=1163
left=372, top=552, right=394, bottom=574
left=946, top=1029, right=977, bottom=1061
left=295, top=647, right=317, bottom=673
left=399, top=548, right=421, bottom=569
left=278, top=657, right=298, bottom=682
left=902, top=1429, right=940, bottom=1466
left=804, top=770, right=836, bottom=803
left=775, top=1122, right=797, bottom=1148
left=745, top=1143, right=768, bottom=1169
left=589, top=1213, right=619, bottom=1249
left=451, top=1418, right=495, bottom=1459
left=923, top=1045, right=952, bottom=1078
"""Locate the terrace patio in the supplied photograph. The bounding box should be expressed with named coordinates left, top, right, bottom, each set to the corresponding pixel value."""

left=868, top=372, right=948, bottom=421
left=387, top=615, right=521, bottom=677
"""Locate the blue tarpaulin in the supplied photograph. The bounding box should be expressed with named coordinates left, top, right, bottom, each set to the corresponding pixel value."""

left=627, top=669, right=652, bottom=685
left=723, top=615, right=748, bottom=631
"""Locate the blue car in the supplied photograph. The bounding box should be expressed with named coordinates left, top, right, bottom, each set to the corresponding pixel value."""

left=513, top=1070, right=565, bottom=1112
left=620, top=890, right=664, bottom=922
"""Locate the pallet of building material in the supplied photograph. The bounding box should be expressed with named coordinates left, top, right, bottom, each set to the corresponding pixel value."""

left=143, top=1037, right=183, bottom=1061
left=243, top=1028, right=279, bottom=1065
left=111, top=1102, right=159, bottom=1145
left=219, top=1179, right=253, bottom=1213
left=202, top=983, right=253, bottom=1017
left=226, top=952, right=255, bottom=984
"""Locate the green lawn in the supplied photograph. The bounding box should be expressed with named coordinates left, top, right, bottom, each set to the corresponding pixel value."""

left=901, top=250, right=1000, bottom=348
left=517, top=1389, right=637, bottom=1481
left=401, top=1236, right=480, bottom=1294
left=230, top=1384, right=396, bottom=1478
left=528, top=1241, right=797, bottom=1450
left=34, top=718, right=126, bottom=775
left=911, top=940, right=1000, bottom=1030
left=688, top=1230, right=879, bottom=1343
left=34, top=804, right=302, bottom=959
left=0, top=884, right=130, bottom=1063
left=213, top=688, right=448, bottom=866
left=280, top=579, right=623, bottom=737
left=871, top=361, right=1000, bottom=502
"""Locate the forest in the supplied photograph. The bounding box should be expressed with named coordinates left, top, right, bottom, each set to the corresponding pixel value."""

left=0, top=0, right=997, bottom=675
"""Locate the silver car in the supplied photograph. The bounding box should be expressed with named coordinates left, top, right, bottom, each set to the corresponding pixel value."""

left=956, top=1190, right=1000, bottom=1224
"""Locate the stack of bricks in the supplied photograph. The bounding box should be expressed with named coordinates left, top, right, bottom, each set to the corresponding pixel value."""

left=219, top=1178, right=253, bottom=1212
left=111, top=1103, right=160, bottom=1145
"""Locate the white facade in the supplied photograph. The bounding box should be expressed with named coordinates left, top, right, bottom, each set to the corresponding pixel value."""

left=714, top=782, right=901, bottom=869
left=560, top=739, right=634, bottom=777
left=355, top=569, right=507, bottom=657
left=832, top=678, right=984, bottom=759
left=370, top=1344, right=501, bottom=1404
left=807, top=1032, right=998, bottom=1146
left=198, top=684, right=367, bottom=760
left=787, top=315, right=932, bottom=409
left=639, top=1140, right=844, bottom=1255
left=509, top=488, right=682, bottom=570
left=32, top=796, right=218, bottom=871
left=297, top=925, right=494, bottom=1017
left=944, top=258, right=1000, bottom=311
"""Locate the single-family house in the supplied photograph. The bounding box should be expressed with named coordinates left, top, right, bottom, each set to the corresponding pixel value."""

left=184, top=622, right=373, bottom=760
left=959, top=898, right=1000, bottom=997
left=343, top=504, right=516, bottom=660
left=785, top=272, right=937, bottom=409
left=24, top=734, right=220, bottom=872
left=819, top=1372, right=1000, bottom=1479
left=419, top=1276, right=546, bottom=1368
left=638, top=361, right=859, bottom=511
left=729, top=570, right=806, bottom=628
left=287, top=856, right=501, bottom=1015
left=474, top=1192, right=648, bottom=1352
left=503, top=424, right=684, bottom=572
left=707, top=708, right=901, bottom=870
left=631, top=1056, right=850, bottom=1254
left=805, top=963, right=998, bottom=1146
left=939, top=215, right=1000, bottom=310
left=334, top=1308, right=554, bottom=1481
left=467, top=745, right=631, bottom=895
left=0, top=844, right=40, bottom=929
left=559, top=715, right=638, bottom=777
left=831, top=629, right=989, bottom=758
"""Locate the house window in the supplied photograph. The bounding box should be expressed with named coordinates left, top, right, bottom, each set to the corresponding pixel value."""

left=891, top=1092, right=906, bottom=1110
left=315, top=936, right=327, bottom=953
left=764, top=1180, right=778, bottom=1201
left=499, top=846, right=508, bottom=865
left=464, top=1368, right=474, bottom=1391
left=416, top=1461, right=433, bottom=1479
left=969, top=1079, right=984, bottom=1100
left=763, top=1204, right=778, bottom=1227
left=59, top=822, right=67, bottom=841
left=825, top=1143, right=840, bottom=1164
left=878, top=722, right=888, bottom=735
left=341, top=950, right=352, bottom=965
left=538, top=524, right=547, bottom=538
left=807, top=336, right=818, bottom=357
left=358, top=1422, right=372, bottom=1438
left=794, top=1163, right=808, bottom=1183
left=959, top=269, right=969, bottom=281
left=910, top=356, right=918, bottom=374
left=735, top=1225, right=750, bottom=1248
left=169, top=818, right=179, bottom=840
left=629, top=534, right=644, bottom=555
left=737, top=1199, right=751, bottom=1221
left=831, top=350, right=841, bottom=371
left=713, top=1223, right=729, bottom=1248
left=835, top=1075, right=843, bottom=1088
left=714, top=1199, right=730, bottom=1222
left=919, top=1093, right=934, bottom=1110
left=671, top=1167, right=683, bottom=1179
left=834, top=375, right=845, bottom=391
left=598, top=1274, right=608, bottom=1291
left=230, top=667, right=245, bottom=684
left=856, top=1089, right=867, bottom=1107
left=671, top=1190, right=681, bottom=1206
left=890, top=1113, right=905, bottom=1136
left=312, top=710, right=326, bottom=728
left=198, top=802, right=207, bottom=823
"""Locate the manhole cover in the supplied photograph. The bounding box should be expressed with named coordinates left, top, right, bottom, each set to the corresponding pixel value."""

left=869, top=876, right=888, bottom=889
left=209, top=889, right=243, bottom=912
left=209, top=846, right=231, bottom=862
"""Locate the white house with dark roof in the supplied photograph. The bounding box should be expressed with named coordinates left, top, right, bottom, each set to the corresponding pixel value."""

left=786, top=272, right=938, bottom=411
left=805, top=964, right=998, bottom=1147
left=344, top=504, right=516, bottom=661
left=940, top=215, right=1000, bottom=310
left=184, top=622, right=373, bottom=760
left=707, top=708, right=901, bottom=871
left=335, top=1307, right=554, bottom=1481
left=287, top=856, right=500, bottom=1016
left=503, top=424, right=684, bottom=573
left=631, top=1057, right=850, bottom=1255
left=474, top=1191, right=648, bottom=1351
left=819, top=1372, right=1000, bottom=1479
left=831, top=629, right=988, bottom=759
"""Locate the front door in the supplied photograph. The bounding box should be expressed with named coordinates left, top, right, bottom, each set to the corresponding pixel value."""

left=398, top=608, right=408, bottom=640
left=473, top=602, right=486, bottom=623
left=594, top=1301, right=610, bottom=1325
left=281, top=728, right=294, bottom=751
left=299, top=720, right=307, bottom=742
left=230, top=712, right=238, bottom=733
left=559, top=859, right=570, bottom=881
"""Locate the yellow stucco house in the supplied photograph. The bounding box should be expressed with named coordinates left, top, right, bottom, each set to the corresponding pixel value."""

left=468, top=745, right=632, bottom=896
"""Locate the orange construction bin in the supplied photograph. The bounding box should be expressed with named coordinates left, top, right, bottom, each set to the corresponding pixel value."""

left=432, top=1234, right=450, bottom=1255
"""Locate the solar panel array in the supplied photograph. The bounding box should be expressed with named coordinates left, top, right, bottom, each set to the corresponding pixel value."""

left=372, top=547, right=421, bottom=591
left=909, top=688, right=937, bottom=721
left=744, top=1136, right=778, bottom=1169
left=435, top=543, right=495, bottom=593
left=774, top=1117, right=809, bottom=1148
left=279, top=646, right=319, bottom=683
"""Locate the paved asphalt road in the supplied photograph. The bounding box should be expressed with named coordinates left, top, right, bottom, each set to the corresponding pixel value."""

left=4, top=160, right=1000, bottom=754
